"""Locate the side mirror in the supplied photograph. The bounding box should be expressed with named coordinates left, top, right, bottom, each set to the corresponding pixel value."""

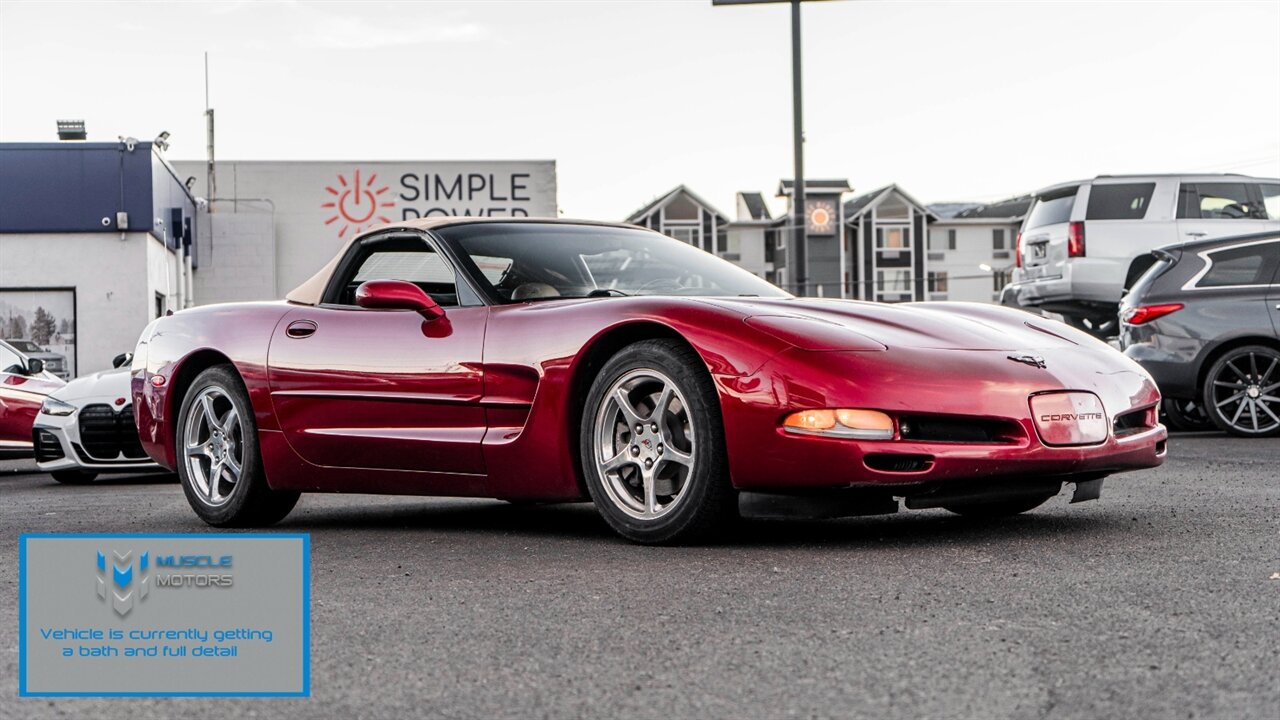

left=355, top=280, right=445, bottom=320
left=112, top=352, right=133, bottom=369
left=26, top=358, right=45, bottom=376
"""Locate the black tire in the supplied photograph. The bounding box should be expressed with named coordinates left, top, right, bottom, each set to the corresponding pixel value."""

left=580, top=338, right=736, bottom=544
left=942, top=491, right=1055, bottom=518
left=1202, top=345, right=1280, bottom=438
left=1161, top=398, right=1214, bottom=432
left=176, top=365, right=300, bottom=526
left=50, top=469, right=96, bottom=485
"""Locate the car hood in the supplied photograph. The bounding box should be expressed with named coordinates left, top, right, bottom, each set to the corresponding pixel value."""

left=50, top=367, right=132, bottom=402
left=699, top=297, right=1092, bottom=352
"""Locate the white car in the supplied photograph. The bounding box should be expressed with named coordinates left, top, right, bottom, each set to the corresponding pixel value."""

left=1006, top=174, right=1280, bottom=336
left=32, top=363, right=163, bottom=484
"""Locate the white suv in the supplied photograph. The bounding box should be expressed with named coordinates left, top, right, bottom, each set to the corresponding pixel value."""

left=1005, top=174, right=1280, bottom=336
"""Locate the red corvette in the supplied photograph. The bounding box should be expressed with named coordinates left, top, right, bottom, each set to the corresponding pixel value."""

left=132, top=218, right=1166, bottom=543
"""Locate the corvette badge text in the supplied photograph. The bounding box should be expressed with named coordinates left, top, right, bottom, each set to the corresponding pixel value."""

left=20, top=533, right=309, bottom=697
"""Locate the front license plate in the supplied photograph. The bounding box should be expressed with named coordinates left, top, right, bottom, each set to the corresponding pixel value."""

left=1030, top=392, right=1108, bottom=446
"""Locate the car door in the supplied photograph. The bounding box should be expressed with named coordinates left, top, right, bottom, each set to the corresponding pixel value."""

left=267, top=231, right=488, bottom=476
left=1176, top=181, right=1274, bottom=243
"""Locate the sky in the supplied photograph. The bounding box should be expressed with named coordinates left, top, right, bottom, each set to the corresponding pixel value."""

left=2, top=0, right=1278, bottom=220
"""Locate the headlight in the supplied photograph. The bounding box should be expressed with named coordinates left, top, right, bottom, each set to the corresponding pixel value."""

left=783, top=408, right=894, bottom=439
left=40, top=398, right=77, bottom=417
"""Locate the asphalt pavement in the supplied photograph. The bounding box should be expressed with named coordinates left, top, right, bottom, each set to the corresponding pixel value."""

left=1, top=432, right=1276, bottom=719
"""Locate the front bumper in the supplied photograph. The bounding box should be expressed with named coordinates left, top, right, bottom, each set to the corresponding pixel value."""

left=32, top=407, right=160, bottom=473
left=719, top=346, right=1166, bottom=492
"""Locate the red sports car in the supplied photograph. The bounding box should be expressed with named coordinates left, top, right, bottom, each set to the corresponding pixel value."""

left=132, top=218, right=1166, bottom=543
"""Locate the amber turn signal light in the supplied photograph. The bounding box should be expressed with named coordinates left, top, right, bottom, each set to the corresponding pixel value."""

left=783, top=408, right=894, bottom=439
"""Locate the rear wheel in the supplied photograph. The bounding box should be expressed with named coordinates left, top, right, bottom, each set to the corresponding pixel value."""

left=1202, top=345, right=1280, bottom=438
left=50, top=470, right=96, bottom=485
left=580, top=339, right=736, bottom=544
left=942, top=491, right=1055, bottom=518
left=1161, top=398, right=1214, bottom=432
left=176, top=365, right=299, bottom=526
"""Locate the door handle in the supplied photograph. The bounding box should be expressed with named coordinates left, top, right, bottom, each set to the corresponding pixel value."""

left=285, top=320, right=317, bottom=339
left=1185, top=232, right=1208, bottom=237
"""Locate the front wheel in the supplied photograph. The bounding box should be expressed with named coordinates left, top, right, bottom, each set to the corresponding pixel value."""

left=942, top=491, right=1055, bottom=518
left=176, top=365, right=299, bottom=526
left=1202, top=345, right=1280, bottom=438
left=580, top=339, right=736, bottom=544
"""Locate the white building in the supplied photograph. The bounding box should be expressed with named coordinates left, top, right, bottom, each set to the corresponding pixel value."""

left=0, top=141, right=195, bottom=376
left=175, top=160, right=558, bottom=302
left=926, top=195, right=1031, bottom=302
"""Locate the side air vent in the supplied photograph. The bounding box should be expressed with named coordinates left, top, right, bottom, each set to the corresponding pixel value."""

left=1113, top=406, right=1157, bottom=437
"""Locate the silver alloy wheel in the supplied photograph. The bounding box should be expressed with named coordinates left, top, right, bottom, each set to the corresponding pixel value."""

left=183, top=386, right=244, bottom=507
left=593, top=368, right=696, bottom=520
left=1210, top=351, right=1280, bottom=434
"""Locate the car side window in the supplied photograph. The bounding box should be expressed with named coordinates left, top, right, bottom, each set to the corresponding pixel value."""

left=333, top=236, right=460, bottom=308
left=0, top=345, right=23, bottom=375
left=1086, top=183, right=1155, bottom=220
left=1260, top=184, right=1280, bottom=221
left=1180, top=183, right=1266, bottom=220
left=1197, top=242, right=1280, bottom=288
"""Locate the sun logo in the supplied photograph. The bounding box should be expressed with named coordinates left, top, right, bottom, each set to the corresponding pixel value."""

left=322, top=169, right=395, bottom=238
left=805, top=199, right=836, bottom=235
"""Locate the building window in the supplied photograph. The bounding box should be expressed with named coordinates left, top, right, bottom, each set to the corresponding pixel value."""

left=876, top=226, right=911, bottom=250
left=155, top=292, right=167, bottom=319
left=948, top=229, right=957, bottom=250
left=993, top=228, right=1005, bottom=250
left=927, top=271, right=948, bottom=293
left=876, top=269, right=912, bottom=294
left=993, top=268, right=1012, bottom=293
left=665, top=226, right=698, bottom=245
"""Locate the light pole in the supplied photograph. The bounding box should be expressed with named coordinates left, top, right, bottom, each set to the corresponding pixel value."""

left=713, top=0, right=824, bottom=295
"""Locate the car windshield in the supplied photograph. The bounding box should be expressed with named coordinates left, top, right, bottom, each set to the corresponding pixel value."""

left=438, top=223, right=790, bottom=303
left=5, top=340, right=41, bottom=352
left=1025, top=188, right=1077, bottom=230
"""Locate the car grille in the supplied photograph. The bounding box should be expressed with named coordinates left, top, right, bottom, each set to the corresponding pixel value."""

left=32, top=429, right=64, bottom=462
left=78, top=404, right=147, bottom=460
left=897, top=415, right=1024, bottom=444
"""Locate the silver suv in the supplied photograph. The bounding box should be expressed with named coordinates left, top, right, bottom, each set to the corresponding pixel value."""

left=1005, top=174, right=1280, bottom=336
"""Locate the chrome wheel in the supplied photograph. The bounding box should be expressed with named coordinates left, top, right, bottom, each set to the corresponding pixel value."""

left=592, top=369, right=696, bottom=520
left=183, top=386, right=243, bottom=506
left=1209, top=350, right=1280, bottom=435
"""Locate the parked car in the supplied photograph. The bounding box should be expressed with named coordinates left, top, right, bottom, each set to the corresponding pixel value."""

left=3, top=339, right=69, bottom=379
left=1006, top=174, right=1280, bottom=338
left=132, top=218, right=1166, bottom=544
left=1120, top=231, right=1279, bottom=437
left=33, top=353, right=164, bottom=483
left=0, top=340, right=65, bottom=457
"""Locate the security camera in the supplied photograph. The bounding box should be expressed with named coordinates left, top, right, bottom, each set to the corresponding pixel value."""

left=185, top=176, right=197, bottom=190
left=155, top=130, right=171, bottom=151
left=118, top=136, right=138, bottom=152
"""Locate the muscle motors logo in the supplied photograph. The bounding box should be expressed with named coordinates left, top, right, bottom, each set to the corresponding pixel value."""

left=322, top=169, right=395, bottom=239
left=96, top=550, right=150, bottom=617
left=95, top=550, right=234, bottom=617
